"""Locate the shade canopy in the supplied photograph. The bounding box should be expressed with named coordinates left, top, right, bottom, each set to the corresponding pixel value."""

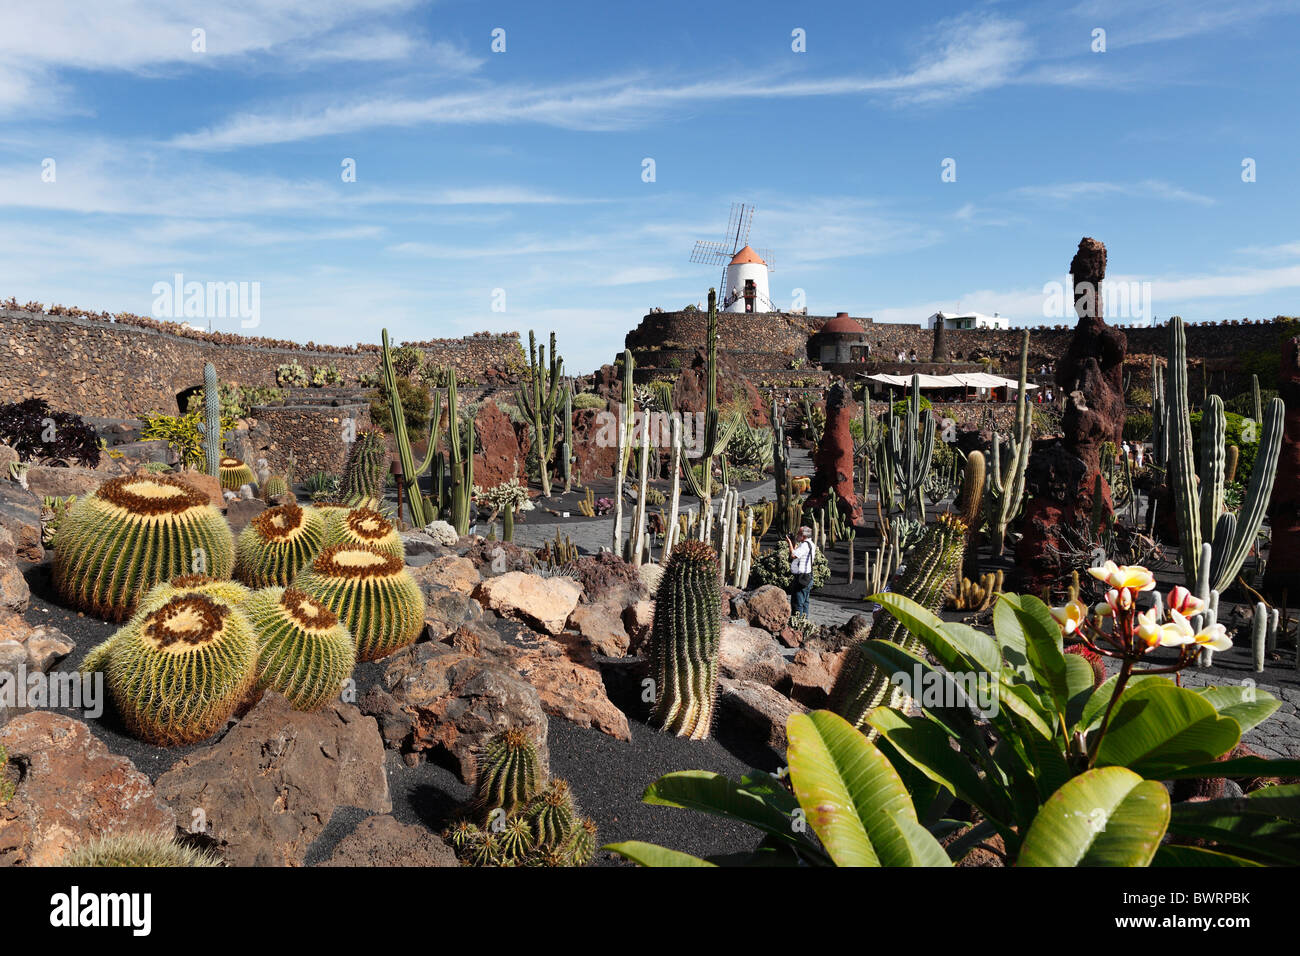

left=860, top=371, right=1038, bottom=390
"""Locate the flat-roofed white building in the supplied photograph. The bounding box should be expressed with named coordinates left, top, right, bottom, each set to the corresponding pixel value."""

left=925, top=310, right=1010, bottom=330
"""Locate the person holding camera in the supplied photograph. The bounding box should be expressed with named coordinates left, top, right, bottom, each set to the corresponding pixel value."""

left=787, top=525, right=816, bottom=617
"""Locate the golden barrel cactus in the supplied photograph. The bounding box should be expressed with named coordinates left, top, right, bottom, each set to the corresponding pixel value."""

left=244, top=586, right=356, bottom=711
left=322, top=506, right=403, bottom=560
left=234, top=502, right=326, bottom=587
left=293, top=544, right=424, bottom=662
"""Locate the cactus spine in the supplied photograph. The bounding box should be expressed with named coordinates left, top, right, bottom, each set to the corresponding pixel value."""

left=54, top=475, right=235, bottom=622
left=830, top=514, right=967, bottom=729
left=474, top=728, right=544, bottom=818
left=293, top=544, right=425, bottom=662
left=885, top=374, right=935, bottom=522
left=340, top=427, right=387, bottom=508
left=60, top=833, right=223, bottom=868
left=202, top=362, right=220, bottom=477
left=986, top=329, right=1032, bottom=555
left=99, top=593, right=258, bottom=745
left=518, top=331, right=564, bottom=497
left=648, top=539, right=721, bottom=739
left=244, top=586, right=355, bottom=711
left=234, top=502, right=327, bottom=587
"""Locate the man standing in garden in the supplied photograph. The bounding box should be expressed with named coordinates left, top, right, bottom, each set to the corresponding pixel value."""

left=787, top=525, right=816, bottom=617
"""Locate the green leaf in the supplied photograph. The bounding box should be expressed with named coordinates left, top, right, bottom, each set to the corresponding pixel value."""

left=603, top=841, right=717, bottom=867
left=1076, top=671, right=1159, bottom=733
left=1193, top=685, right=1280, bottom=735
left=1018, top=767, right=1170, bottom=867
left=642, top=770, right=828, bottom=864
left=995, top=676, right=1055, bottom=739
left=786, top=710, right=950, bottom=867
left=1094, top=682, right=1241, bottom=778
left=867, top=707, right=1011, bottom=826
left=999, top=594, right=1070, bottom=719
left=1167, top=783, right=1300, bottom=865
left=871, top=593, right=987, bottom=676
left=1152, top=845, right=1263, bottom=867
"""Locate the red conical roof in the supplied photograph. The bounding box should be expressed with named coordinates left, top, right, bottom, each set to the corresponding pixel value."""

left=729, top=245, right=765, bottom=265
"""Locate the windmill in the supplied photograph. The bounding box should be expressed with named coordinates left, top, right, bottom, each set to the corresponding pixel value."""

left=689, top=203, right=775, bottom=311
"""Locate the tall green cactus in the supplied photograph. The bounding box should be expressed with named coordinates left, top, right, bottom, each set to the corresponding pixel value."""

left=340, top=427, right=387, bottom=507
left=1167, top=316, right=1284, bottom=591
left=648, top=539, right=721, bottom=740
left=202, top=362, right=221, bottom=477
left=380, top=329, right=440, bottom=527
left=985, top=329, right=1031, bottom=556
left=518, top=331, right=564, bottom=497
left=560, top=380, right=573, bottom=494
left=884, top=373, right=935, bottom=521
left=446, top=368, right=474, bottom=536
left=680, top=289, right=741, bottom=511
left=829, top=514, right=967, bottom=730
left=1151, top=355, right=1168, bottom=469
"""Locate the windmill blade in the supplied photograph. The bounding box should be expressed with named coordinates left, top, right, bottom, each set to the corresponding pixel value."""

left=690, top=240, right=730, bottom=264
left=759, top=247, right=774, bottom=273
left=724, top=203, right=742, bottom=250
left=737, top=204, right=754, bottom=248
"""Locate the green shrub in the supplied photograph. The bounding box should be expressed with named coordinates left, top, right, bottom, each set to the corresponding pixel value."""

left=748, top=545, right=829, bottom=590
left=369, top=377, right=430, bottom=434
left=1127, top=386, right=1152, bottom=407
left=571, top=392, right=606, bottom=411
left=1123, top=411, right=1153, bottom=443
left=140, top=408, right=237, bottom=470
left=1191, top=408, right=1259, bottom=486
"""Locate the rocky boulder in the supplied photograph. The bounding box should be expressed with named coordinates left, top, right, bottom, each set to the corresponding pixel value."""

left=0, top=713, right=176, bottom=866
left=744, top=585, right=791, bottom=635
left=0, top=484, right=42, bottom=562
left=23, top=465, right=105, bottom=501
left=566, top=602, right=631, bottom=657
left=473, top=571, right=582, bottom=635
left=496, top=629, right=631, bottom=740
left=318, top=814, right=458, bottom=867
left=369, top=642, right=549, bottom=783
left=623, top=600, right=655, bottom=656
left=154, top=694, right=389, bottom=867
left=0, top=528, right=29, bottom=615
left=411, top=555, right=481, bottom=596
left=720, top=622, right=789, bottom=687
left=718, top=677, right=806, bottom=754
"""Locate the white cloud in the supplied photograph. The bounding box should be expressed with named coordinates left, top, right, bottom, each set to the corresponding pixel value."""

left=1011, top=179, right=1216, bottom=206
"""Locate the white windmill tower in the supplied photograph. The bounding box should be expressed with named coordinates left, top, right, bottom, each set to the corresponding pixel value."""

left=689, top=203, right=776, bottom=313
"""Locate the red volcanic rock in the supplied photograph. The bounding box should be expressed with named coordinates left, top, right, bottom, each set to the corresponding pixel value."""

left=1264, top=334, right=1300, bottom=599
left=805, top=380, right=862, bottom=524
left=1016, top=238, right=1126, bottom=594
left=671, top=350, right=770, bottom=428
left=472, top=399, right=523, bottom=488
left=571, top=406, right=619, bottom=481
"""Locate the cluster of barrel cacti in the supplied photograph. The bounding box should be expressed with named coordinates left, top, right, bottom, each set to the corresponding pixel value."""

left=829, top=513, right=968, bottom=730
left=648, top=540, right=722, bottom=740
left=449, top=730, right=597, bottom=867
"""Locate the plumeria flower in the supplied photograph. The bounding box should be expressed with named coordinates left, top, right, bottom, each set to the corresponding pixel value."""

left=1051, top=599, right=1089, bottom=635
left=1191, top=622, right=1232, bottom=651
left=1094, top=600, right=1113, bottom=618
left=1088, top=561, right=1156, bottom=592
left=1137, top=608, right=1197, bottom=648
left=1165, top=585, right=1205, bottom=617
left=1136, top=608, right=1162, bottom=648
left=1105, top=587, right=1133, bottom=615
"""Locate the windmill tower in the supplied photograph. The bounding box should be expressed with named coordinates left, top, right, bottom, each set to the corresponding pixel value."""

left=689, top=203, right=776, bottom=313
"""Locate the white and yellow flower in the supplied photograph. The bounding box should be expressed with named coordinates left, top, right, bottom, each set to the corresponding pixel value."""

left=1165, top=585, right=1206, bottom=617
left=1087, top=561, right=1156, bottom=592
left=1050, top=599, right=1089, bottom=636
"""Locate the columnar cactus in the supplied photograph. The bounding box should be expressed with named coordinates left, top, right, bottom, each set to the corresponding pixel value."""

left=679, top=290, right=741, bottom=510
left=322, top=505, right=403, bottom=559
left=561, top=381, right=574, bottom=494
left=474, top=728, right=545, bottom=817
left=518, top=331, right=564, bottom=497
left=244, top=586, right=356, bottom=711
left=1167, top=316, right=1284, bottom=590
left=956, top=449, right=985, bottom=529
left=446, top=368, right=474, bottom=535
left=54, top=475, right=235, bottom=622
left=830, top=514, right=967, bottom=730
left=885, top=374, right=935, bottom=522
left=648, top=539, right=721, bottom=740
left=340, top=427, right=387, bottom=508
left=985, top=329, right=1031, bottom=555
left=202, top=362, right=221, bottom=478
left=93, top=592, right=258, bottom=745
left=378, top=328, right=442, bottom=527
left=234, top=502, right=327, bottom=587
left=293, top=544, right=424, bottom=662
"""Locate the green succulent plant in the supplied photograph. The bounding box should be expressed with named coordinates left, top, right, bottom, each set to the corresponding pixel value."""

left=243, top=586, right=356, bottom=711
left=234, top=502, right=327, bottom=587
left=321, top=506, right=403, bottom=559
left=293, top=544, right=424, bottom=662
left=216, top=456, right=255, bottom=491
left=92, top=592, right=257, bottom=746
left=648, top=539, right=721, bottom=740
left=60, top=833, right=223, bottom=867
left=474, top=728, right=544, bottom=818
left=53, top=474, right=235, bottom=622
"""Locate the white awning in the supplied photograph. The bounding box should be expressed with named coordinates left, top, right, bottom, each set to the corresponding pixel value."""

left=860, top=372, right=1038, bottom=390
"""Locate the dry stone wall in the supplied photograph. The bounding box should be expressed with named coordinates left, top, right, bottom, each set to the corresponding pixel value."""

left=0, top=308, right=522, bottom=417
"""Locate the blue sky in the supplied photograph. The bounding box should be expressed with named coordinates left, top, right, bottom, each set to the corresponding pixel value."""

left=1, top=0, right=1298, bottom=372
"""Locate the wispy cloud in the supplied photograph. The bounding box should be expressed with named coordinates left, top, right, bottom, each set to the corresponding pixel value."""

left=1011, top=179, right=1217, bottom=206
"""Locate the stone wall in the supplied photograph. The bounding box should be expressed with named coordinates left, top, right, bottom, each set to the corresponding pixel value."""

left=0, top=308, right=522, bottom=418
left=246, top=403, right=373, bottom=478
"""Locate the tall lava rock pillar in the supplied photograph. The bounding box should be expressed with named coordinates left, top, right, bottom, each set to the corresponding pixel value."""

left=807, top=379, right=863, bottom=525
left=1264, top=333, right=1300, bottom=599
left=1015, top=237, right=1128, bottom=593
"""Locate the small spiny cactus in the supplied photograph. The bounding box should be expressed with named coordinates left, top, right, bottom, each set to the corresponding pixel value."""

left=340, top=428, right=388, bottom=508
left=60, top=833, right=222, bottom=867
left=217, top=456, right=256, bottom=491
left=474, top=728, right=544, bottom=817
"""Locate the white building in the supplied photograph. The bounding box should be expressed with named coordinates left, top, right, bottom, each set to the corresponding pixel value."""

left=925, top=310, right=1010, bottom=330
left=723, top=245, right=775, bottom=313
